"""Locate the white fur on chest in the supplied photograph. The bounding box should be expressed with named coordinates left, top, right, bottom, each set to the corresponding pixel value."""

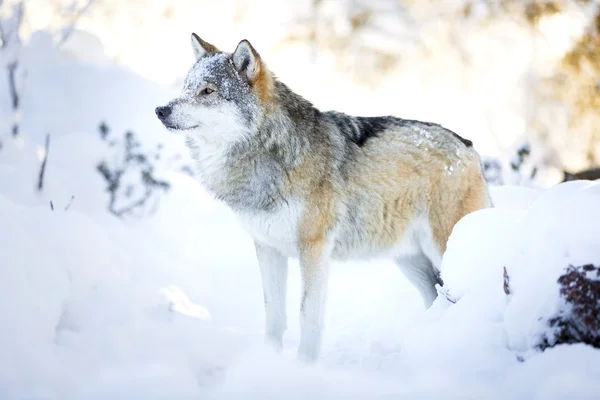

left=235, top=200, right=303, bottom=257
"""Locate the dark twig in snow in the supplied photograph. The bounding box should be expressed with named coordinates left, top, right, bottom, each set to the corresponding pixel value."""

left=7, top=61, right=19, bottom=136
left=96, top=123, right=172, bottom=218
left=64, top=195, right=75, bottom=211
left=503, top=266, right=511, bottom=295
left=436, top=284, right=456, bottom=304
left=0, top=1, right=24, bottom=137
left=37, top=133, right=51, bottom=191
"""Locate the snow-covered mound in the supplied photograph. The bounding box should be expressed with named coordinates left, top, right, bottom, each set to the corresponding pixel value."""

left=1, top=156, right=599, bottom=399
left=443, top=180, right=600, bottom=355
left=503, top=181, right=600, bottom=352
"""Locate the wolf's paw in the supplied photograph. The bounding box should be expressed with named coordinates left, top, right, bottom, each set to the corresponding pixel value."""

left=264, top=334, right=283, bottom=353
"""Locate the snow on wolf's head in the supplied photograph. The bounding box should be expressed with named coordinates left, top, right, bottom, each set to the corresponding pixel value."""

left=156, top=34, right=272, bottom=145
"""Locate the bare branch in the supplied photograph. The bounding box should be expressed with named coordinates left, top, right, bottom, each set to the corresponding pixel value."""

left=64, top=195, right=75, bottom=211
left=112, top=188, right=153, bottom=217
left=503, top=266, right=511, bottom=295
left=0, top=0, right=5, bottom=47
left=6, top=60, right=20, bottom=135
left=37, top=133, right=51, bottom=191
left=1, top=2, right=24, bottom=136
left=57, top=0, right=95, bottom=45
left=10, top=1, right=23, bottom=45
left=0, top=1, right=24, bottom=49
left=7, top=61, right=18, bottom=106
left=15, top=1, right=24, bottom=36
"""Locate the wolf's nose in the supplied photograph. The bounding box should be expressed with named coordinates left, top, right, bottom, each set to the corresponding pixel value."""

left=155, top=106, right=172, bottom=120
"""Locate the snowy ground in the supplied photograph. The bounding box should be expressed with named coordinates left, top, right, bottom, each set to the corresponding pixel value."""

left=1, top=28, right=599, bottom=399
left=2, top=152, right=599, bottom=399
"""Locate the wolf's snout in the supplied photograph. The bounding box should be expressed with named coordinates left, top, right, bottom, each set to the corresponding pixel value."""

left=155, top=106, right=172, bottom=121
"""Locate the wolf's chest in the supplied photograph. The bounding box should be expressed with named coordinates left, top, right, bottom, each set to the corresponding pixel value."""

left=235, top=201, right=302, bottom=257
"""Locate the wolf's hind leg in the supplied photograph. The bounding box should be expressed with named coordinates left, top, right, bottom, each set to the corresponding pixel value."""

left=255, top=242, right=288, bottom=351
left=394, top=253, right=439, bottom=308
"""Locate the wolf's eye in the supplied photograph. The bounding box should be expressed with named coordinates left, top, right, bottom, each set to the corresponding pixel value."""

left=200, top=87, right=214, bottom=95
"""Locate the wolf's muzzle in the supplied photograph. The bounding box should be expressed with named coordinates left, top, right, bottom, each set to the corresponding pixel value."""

left=155, top=106, right=172, bottom=121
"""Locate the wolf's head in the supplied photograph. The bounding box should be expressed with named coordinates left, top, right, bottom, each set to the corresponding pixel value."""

left=156, top=34, right=273, bottom=145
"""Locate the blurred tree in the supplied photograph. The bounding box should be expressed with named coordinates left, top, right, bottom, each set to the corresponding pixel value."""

left=0, top=0, right=24, bottom=138
left=0, top=0, right=95, bottom=140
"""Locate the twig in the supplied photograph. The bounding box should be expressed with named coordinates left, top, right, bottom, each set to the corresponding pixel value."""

left=7, top=62, right=18, bottom=110
left=57, top=0, right=95, bottom=45
left=0, top=0, right=5, bottom=46
left=436, top=284, right=456, bottom=304
left=64, top=195, right=75, bottom=211
left=0, top=1, right=25, bottom=48
left=7, top=61, right=19, bottom=136
left=1, top=1, right=25, bottom=136
left=37, top=133, right=50, bottom=191
left=112, top=187, right=152, bottom=217
left=503, top=266, right=511, bottom=295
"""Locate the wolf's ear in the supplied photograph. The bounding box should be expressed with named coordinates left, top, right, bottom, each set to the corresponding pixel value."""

left=232, top=39, right=262, bottom=83
left=191, top=33, right=219, bottom=60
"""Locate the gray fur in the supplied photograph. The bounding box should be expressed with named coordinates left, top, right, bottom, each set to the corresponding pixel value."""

left=160, top=49, right=473, bottom=213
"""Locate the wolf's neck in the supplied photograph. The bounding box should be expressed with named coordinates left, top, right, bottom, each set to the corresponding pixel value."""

left=188, top=81, right=319, bottom=212
left=184, top=128, right=297, bottom=213
left=255, top=81, right=318, bottom=166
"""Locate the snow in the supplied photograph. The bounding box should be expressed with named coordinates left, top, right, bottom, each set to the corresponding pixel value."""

left=1, top=16, right=600, bottom=400
left=504, top=181, right=600, bottom=353
left=442, top=182, right=600, bottom=358
left=488, top=184, right=544, bottom=209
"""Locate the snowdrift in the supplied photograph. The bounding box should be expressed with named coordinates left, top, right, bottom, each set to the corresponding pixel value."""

left=1, top=164, right=598, bottom=398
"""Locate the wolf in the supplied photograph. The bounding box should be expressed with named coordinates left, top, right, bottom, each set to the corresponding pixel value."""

left=156, top=34, right=492, bottom=361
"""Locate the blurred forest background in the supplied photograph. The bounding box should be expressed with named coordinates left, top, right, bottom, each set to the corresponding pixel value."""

left=0, top=0, right=599, bottom=214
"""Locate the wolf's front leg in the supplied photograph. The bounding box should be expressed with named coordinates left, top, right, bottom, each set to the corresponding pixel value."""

left=255, top=242, right=288, bottom=351
left=298, top=242, right=330, bottom=362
